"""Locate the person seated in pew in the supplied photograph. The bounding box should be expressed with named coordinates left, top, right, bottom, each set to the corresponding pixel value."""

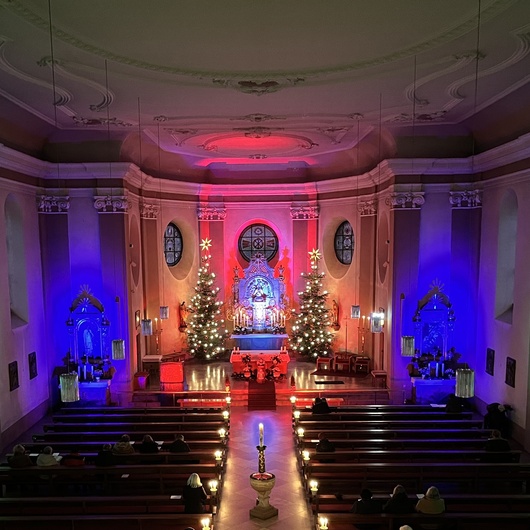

left=112, top=434, right=135, bottom=455
left=482, top=429, right=512, bottom=462
left=138, top=434, right=160, bottom=454
left=7, top=444, right=33, bottom=468
left=349, top=488, right=383, bottom=530
left=167, top=433, right=191, bottom=453
left=312, top=397, right=331, bottom=414
left=61, top=445, right=85, bottom=467
left=445, top=393, right=463, bottom=413
left=94, top=443, right=115, bottom=466
left=36, top=445, right=60, bottom=467
left=183, top=472, right=208, bottom=513
left=383, top=484, right=415, bottom=514
left=315, top=432, right=336, bottom=463
left=415, top=486, right=445, bottom=530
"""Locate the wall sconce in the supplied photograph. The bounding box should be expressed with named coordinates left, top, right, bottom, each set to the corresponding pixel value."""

left=370, top=311, right=384, bottom=333
left=223, top=410, right=230, bottom=422
left=310, top=480, right=319, bottom=495
left=455, top=368, right=475, bottom=398
left=208, top=479, right=218, bottom=494
left=302, top=450, right=310, bottom=462
left=141, top=318, right=153, bottom=336
left=290, top=395, right=297, bottom=410
left=159, top=305, right=169, bottom=320
left=59, top=373, right=80, bottom=402
left=225, top=396, right=232, bottom=405
left=111, top=339, right=125, bottom=360
left=318, top=516, right=329, bottom=529
left=218, top=428, right=226, bottom=440
left=401, top=336, right=415, bottom=357
left=201, top=517, right=211, bottom=530
left=297, top=427, right=304, bottom=439
left=214, top=450, right=223, bottom=462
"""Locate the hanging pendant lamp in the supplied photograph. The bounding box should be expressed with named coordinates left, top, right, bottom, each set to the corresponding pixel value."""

left=59, top=372, right=80, bottom=402
left=455, top=368, right=475, bottom=398
left=112, top=339, right=125, bottom=360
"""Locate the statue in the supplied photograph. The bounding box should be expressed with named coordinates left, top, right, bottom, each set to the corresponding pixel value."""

left=179, top=301, right=190, bottom=332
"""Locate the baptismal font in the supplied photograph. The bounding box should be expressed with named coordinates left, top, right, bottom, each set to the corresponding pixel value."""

left=249, top=423, right=278, bottom=519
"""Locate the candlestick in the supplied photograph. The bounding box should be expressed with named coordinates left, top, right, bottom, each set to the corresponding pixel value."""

left=259, top=423, right=264, bottom=446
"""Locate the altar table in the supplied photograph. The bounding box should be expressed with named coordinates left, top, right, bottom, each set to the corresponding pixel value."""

left=231, top=334, right=288, bottom=350
left=230, top=351, right=290, bottom=375
left=411, top=377, right=456, bottom=404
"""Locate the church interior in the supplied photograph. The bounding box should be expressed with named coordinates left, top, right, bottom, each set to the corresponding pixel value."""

left=1, top=1, right=530, bottom=529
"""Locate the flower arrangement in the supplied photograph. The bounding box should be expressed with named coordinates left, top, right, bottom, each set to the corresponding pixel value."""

left=418, top=366, right=431, bottom=378
left=271, top=355, right=282, bottom=365
left=242, top=354, right=252, bottom=365
left=444, top=368, right=455, bottom=379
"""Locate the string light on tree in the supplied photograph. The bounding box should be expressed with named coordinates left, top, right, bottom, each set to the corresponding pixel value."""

left=289, top=249, right=335, bottom=360
left=186, top=239, right=227, bottom=360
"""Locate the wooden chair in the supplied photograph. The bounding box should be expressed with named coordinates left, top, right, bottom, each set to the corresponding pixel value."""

left=333, top=353, right=351, bottom=372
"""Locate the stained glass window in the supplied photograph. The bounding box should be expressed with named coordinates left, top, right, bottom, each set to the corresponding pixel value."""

left=238, top=223, right=278, bottom=262
left=334, top=221, right=353, bottom=265
left=164, top=222, right=183, bottom=266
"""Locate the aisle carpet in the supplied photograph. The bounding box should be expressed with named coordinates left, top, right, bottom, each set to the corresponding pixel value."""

left=247, top=380, right=277, bottom=410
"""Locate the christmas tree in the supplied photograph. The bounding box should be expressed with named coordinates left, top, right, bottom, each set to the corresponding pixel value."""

left=186, top=239, right=226, bottom=360
left=290, top=249, right=335, bottom=359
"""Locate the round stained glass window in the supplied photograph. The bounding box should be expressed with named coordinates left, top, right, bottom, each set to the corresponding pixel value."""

left=238, top=223, right=278, bottom=262
left=334, top=221, right=354, bottom=265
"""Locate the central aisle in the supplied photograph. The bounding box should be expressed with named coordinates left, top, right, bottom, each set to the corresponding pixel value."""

left=215, top=406, right=313, bottom=530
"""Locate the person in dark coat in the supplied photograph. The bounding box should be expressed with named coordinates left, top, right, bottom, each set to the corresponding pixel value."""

left=383, top=484, right=415, bottom=514
left=350, top=488, right=382, bottom=529
left=167, top=434, right=191, bottom=453
left=316, top=432, right=336, bottom=463
left=183, top=472, right=207, bottom=513
left=484, top=403, right=511, bottom=438
left=138, top=434, right=159, bottom=454
left=483, top=429, right=512, bottom=462
left=312, top=397, right=331, bottom=414
left=94, top=444, right=115, bottom=466
left=7, top=444, right=33, bottom=468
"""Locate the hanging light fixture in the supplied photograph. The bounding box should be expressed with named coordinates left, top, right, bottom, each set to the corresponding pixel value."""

left=112, top=339, right=125, bottom=360
left=455, top=368, right=475, bottom=398
left=60, top=372, right=80, bottom=402
left=401, top=336, right=415, bottom=357
left=157, top=121, right=169, bottom=322
left=141, top=318, right=153, bottom=336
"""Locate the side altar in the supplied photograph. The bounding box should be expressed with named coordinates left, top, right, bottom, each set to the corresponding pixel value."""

left=230, top=350, right=290, bottom=375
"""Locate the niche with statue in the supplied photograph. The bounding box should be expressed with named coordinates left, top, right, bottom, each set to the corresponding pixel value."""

left=407, top=280, right=461, bottom=379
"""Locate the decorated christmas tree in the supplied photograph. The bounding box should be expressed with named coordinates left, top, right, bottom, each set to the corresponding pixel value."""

left=186, top=239, right=226, bottom=360
left=290, top=249, right=335, bottom=359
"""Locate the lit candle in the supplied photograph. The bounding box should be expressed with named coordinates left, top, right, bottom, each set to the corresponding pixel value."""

left=259, top=423, right=264, bottom=446
left=155, top=317, right=159, bottom=331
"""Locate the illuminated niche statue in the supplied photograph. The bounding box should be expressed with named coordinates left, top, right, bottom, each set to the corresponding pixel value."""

left=230, top=254, right=288, bottom=335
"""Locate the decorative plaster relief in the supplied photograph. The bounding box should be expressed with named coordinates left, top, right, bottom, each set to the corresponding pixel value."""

left=36, top=195, right=70, bottom=213
left=94, top=195, right=130, bottom=213
left=197, top=207, right=227, bottom=221
left=449, top=190, right=482, bottom=208
left=290, top=205, right=319, bottom=220
left=385, top=192, right=425, bottom=210
left=358, top=200, right=377, bottom=216
left=140, top=201, right=159, bottom=219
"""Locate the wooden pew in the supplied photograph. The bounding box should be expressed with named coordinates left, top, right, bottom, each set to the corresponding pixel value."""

left=302, top=404, right=449, bottom=413
left=33, top=430, right=227, bottom=443
left=311, top=512, right=530, bottom=530
left=301, top=461, right=530, bottom=495
left=42, top=420, right=225, bottom=433
left=296, top=418, right=484, bottom=430
left=301, top=437, right=492, bottom=450
left=300, top=448, right=522, bottom=464
left=0, top=463, right=221, bottom=496
left=0, top=513, right=216, bottom=530
left=55, top=405, right=224, bottom=415
left=311, top=492, right=530, bottom=515
left=296, top=427, right=490, bottom=440
left=298, top=410, right=474, bottom=421
left=51, top=411, right=227, bottom=423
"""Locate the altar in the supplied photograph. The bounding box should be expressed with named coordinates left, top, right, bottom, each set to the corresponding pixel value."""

left=411, top=377, right=456, bottom=404
left=231, top=333, right=288, bottom=350
left=230, top=350, right=290, bottom=375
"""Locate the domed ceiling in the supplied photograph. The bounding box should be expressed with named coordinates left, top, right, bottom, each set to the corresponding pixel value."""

left=1, top=0, right=530, bottom=183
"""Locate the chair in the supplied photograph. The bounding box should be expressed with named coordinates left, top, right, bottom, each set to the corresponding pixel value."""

left=333, top=353, right=351, bottom=372
left=353, top=356, right=370, bottom=374
left=316, top=357, right=333, bottom=371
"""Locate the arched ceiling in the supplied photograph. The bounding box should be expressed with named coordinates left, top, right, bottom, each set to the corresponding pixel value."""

left=1, top=0, right=530, bottom=183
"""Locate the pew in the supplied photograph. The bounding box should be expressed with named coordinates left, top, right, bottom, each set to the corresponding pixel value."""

left=0, top=513, right=216, bottom=530
left=56, top=405, right=224, bottom=415
left=52, top=411, right=227, bottom=423
left=0, top=463, right=221, bottom=496
left=296, top=419, right=483, bottom=430
left=298, top=410, right=474, bottom=421
left=301, top=461, right=530, bottom=495
left=311, top=512, right=530, bottom=530
left=296, top=427, right=489, bottom=440
left=300, top=448, right=522, bottom=464
left=33, top=430, right=227, bottom=443
left=43, top=420, right=225, bottom=433
left=301, top=437, right=492, bottom=450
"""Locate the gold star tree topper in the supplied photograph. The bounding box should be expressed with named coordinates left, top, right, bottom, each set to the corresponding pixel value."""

left=309, top=248, right=321, bottom=262
left=200, top=238, right=212, bottom=252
